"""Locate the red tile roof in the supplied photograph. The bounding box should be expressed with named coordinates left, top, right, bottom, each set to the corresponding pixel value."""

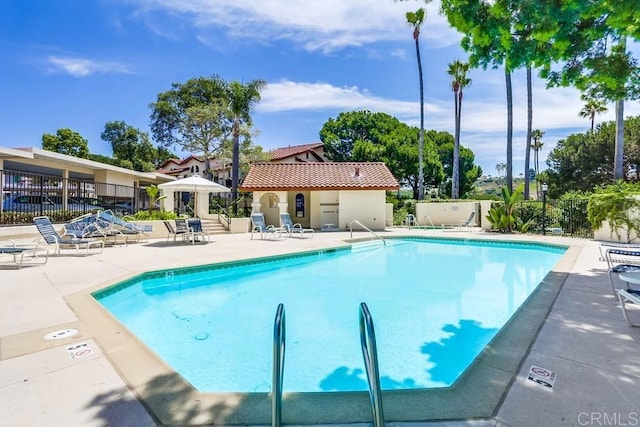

left=268, top=142, right=324, bottom=161
left=240, top=162, right=399, bottom=191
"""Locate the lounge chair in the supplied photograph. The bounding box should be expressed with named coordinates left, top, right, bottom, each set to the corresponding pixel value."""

left=603, top=248, right=640, bottom=295
left=457, top=212, right=477, bottom=230
left=441, top=211, right=477, bottom=231
left=617, top=288, right=640, bottom=327
left=280, top=213, right=314, bottom=238
left=251, top=213, right=283, bottom=240
left=33, top=216, right=104, bottom=256
left=0, top=239, right=48, bottom=268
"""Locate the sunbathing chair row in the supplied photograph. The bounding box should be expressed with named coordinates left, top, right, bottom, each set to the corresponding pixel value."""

left=601, top=244, right=640, bottom=327
left=63, top=210, right=151, bottom=245
left=250, top=213, right=315, bottom=240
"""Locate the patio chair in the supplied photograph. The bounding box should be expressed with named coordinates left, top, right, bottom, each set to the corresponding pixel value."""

left=250, top=213, right=283, bottom=240
left=163, top=220, right=192, bottom=244
left=617, top=288, right=640, bottom=327
left=188, top=218, right=210, bottom=243
left=280, top=213, right=314, bottom=238
left=33, top=216, right=104, bottom=256
left=0, top=239, right=48, bottom=268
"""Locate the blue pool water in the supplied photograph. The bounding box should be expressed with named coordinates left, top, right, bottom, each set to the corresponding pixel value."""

left=94, top=237, right=565, bottom=393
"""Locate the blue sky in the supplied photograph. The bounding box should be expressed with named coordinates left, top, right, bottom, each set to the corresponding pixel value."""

left=1, top=0, right=638, bottom=177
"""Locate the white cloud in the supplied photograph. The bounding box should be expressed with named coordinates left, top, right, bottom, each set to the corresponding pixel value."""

left=46, top=56, right=131, bottom=77
left=128, top=0, right=460, bottom=52
left=259, top=80, right=446, bottom=118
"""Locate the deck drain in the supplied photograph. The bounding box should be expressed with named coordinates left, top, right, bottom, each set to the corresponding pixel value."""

left=44, top=328, right=78, bottom=340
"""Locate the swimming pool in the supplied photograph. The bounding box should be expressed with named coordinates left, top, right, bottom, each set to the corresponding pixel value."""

left=94, top=237, right=566, bottom=396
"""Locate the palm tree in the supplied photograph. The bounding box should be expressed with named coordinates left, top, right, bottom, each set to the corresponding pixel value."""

left=406, top=4, right=430, bottom=200
left=226, top=79, right=267, bottom=214
left=447, top=60, right=471, bottom=199
left=579, top=96, right=608, bottom=132
left=531, top=129, right=544, bottom=199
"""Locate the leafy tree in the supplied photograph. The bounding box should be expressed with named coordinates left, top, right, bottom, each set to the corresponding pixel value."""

left=405, top=5, right=431, bottom=200
left=319, top=110, right=446, bottom=198
left=42, top=128, right=89, bottom=158
left=545, top=115, right=640, bottom=196
left=225, top=79, right=266, bottom=213
left=540, top=1, right=640, bottom=180
left=149, top=75, right=233, bottom=178
left=447, top=60, right=471, bottom=199
left=579, top=96, right=608, bottom=133
left=101, top=121, right=160, bottom=172
left=434, top=130, right=482, bottom=198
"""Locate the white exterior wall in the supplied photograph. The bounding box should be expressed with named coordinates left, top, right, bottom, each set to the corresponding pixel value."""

left=338, top=190, right=387, bottom=231
left=248, top=189, right=388, bottom=231
left=416, top=201, right=479, bottom=228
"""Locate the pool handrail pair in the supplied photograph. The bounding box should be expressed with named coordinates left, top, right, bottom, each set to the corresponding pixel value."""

left=271, top=302, right=385, bottom=427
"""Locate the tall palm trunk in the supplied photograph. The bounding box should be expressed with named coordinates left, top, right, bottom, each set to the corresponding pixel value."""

left=614, top=99, right=624, bottom=180
left=524, top=66, right=532, bottom=200
left=451, top=89, right=462, bottom=199
left=231, top=118, right=240, bottom=215
left=505, top=68, right=513, bottom=193
left=415, top=33, right=425, bottom=200
left=452, top=86, right=460, bottom=199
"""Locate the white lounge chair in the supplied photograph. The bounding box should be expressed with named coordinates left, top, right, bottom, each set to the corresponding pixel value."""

left=280, top=213, right=314, bottom=238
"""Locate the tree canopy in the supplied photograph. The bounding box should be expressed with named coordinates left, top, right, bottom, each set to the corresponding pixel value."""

left=545, top=115, right=640, bottom=197
left=319, top=110, right=482, bottom=199
left=101, top=121, right=172, bottom=172
left=42, top=128, right=89, bottom=158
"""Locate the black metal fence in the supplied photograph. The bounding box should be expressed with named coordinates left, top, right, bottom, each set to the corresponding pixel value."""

left=513, top=198, right=593, bottom=238
left=1, top=169, right=143, bottom=225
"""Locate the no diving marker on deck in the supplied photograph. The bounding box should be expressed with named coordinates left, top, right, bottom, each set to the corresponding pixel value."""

left=66, top=342, right=94, bottom=360
left=527, top=365, right=556, bottom=390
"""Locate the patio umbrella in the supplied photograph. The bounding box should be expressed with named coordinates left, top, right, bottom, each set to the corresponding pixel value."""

left=158, top=175, right=230, bottom=216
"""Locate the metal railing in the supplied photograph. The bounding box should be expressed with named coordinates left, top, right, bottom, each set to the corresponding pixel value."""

left=272, top=303, right=286, bottom=427
left=1, top=169, right=140, bottom=225
left=359, top=302, right=385, bottom=427
left=212, top=203, right=232, bottom=229
left=349, top=220, right=386, bottom=246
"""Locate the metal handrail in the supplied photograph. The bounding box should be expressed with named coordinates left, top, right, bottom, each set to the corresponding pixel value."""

left=272, top=303, right=286, bottom=427
left=212, top=203, right=232, bottom=228
left=359, top=302, right=385, bottom=427
left=349, top=220, right=386, bottom=246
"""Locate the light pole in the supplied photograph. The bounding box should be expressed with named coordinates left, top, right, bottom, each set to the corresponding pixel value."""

left=541, top=184, right=548, bottom=235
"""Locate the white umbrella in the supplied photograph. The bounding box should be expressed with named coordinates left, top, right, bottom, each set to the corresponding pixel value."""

left=158, top=175, right=230, bottom=216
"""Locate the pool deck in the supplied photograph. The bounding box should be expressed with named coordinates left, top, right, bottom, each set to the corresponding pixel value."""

left=1, top=228, right=639, bottom=426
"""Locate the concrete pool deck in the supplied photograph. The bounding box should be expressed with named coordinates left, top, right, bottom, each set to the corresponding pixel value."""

left=1, top=228, right=639, bottom=426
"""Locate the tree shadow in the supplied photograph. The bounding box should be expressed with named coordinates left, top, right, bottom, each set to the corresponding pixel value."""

left=421, top=319, right=499, bottom=385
